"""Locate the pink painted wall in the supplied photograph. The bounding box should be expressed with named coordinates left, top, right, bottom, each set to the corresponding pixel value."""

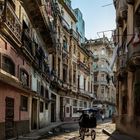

left=0, top=37, right=31, bottom=83
left=0, top=82, right=30, bottom=122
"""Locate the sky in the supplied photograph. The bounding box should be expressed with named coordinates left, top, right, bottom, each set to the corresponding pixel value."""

left=71, top=0, right=116, bottom=40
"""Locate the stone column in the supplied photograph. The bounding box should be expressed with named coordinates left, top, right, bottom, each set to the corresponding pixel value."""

left=118, top=81, right=122, bottom=115
left=56, top=95, right=60, bottom=121
left=127, top=71, right=134, bottom=117
left=28, top=95, right=32, bottom=131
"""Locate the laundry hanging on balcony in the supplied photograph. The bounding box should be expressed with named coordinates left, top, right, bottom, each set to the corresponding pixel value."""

left=109, top=44, right=119, bottom=70
left=128, top=28, right=140, bottom=47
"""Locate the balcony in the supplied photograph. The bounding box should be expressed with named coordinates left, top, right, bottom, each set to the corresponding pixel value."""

left=70, top=29, right=79, bottom=41
left=0, top=2, right=21, bottom=46
left=22, top=29, right=32, bottom=56
left=94, top=80, right=108, bottom=86
left=118, top=54, right=127, bottom=71
left=94, top=66, right=109, bottom=73
left=127, top=42, right=140, bottom=68
left=61, top=17, right=70, bottom=32
left=77, top=60, right=90, bottom=75
left=77, top=88, right=92, bottom=99
left=20, top=0, right=55, bottom=53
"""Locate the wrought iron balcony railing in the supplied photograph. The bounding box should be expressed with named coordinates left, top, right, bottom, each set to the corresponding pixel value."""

left=1, top=2, right=21, bottom=45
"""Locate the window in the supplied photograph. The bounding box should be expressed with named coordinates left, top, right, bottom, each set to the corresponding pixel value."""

left=45, top=89, right=49, bottom=98
left=73, top=108, right=77, bottom=113
left=101, top=48, right=105, bottom=55
left=40, top=85, right=44, bottom=97
left=66, top=98, right=70, bottom=104
left=21, top=95, right=28, bottom=111
left=101, top=74, right=104, bottom=81
left=63, top=37, right=67, bottom=50
left=58, top=58, right=61, bottom=78
left=94, top=73, right=98, bottom=82
left=73, top=45, right=76, bottom=54
left=79, top=101, right=83, bottom=107
left=45, top=103, right=48, bottom=110
left=84, top=78, right=86, bottom=90
left=63, top=64, right=67, bottom=82
left=66, top=107, right=69, bottom=113
left=73, top=100, right=77, bottom=106
left=73, top=70, right=76, bottom=84
left=101, top=86, right=104, bottom=94
left=91, top=82, right=93, bottom=92
left=94, top=85, right=98, bottom=96
left=20, top=69, right=29, bottom=86
left=2, top=56, right=15, bottom=75
left=88, top=81, right=90, bottom=91
left=78, top=75, right=80, bottom=89
left=40, top=101, right=44, bottom=112
left=37, top=80, right=40, bottom=93
left=84, top=102, right=87, bottom=108
left=94, top=50, right=97, bottom=55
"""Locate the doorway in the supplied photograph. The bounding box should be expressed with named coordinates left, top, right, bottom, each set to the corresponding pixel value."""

left=51, top=94, right=56, bottom=122
left=31, top=98, right=37, bottom=129
left=5, top=97, right=14, bottom=139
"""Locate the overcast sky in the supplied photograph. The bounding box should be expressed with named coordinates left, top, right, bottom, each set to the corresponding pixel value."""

left=71, top=0, right=116, bottom=40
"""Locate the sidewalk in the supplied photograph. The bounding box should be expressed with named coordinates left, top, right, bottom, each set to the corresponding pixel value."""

left=102, top=122, right=136, bottom=140
left=17, top=121, right=77, bottom=140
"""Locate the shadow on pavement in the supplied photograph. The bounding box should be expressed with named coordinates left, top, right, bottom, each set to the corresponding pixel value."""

left=105, top=130, right=137, bottom=140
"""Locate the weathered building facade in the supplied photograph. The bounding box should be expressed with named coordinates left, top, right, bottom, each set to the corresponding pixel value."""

left=52, top=0, right=94, bottom=121
left=114, top=0, right=140, bottom=139
left=0, top=0, right=57, bottom=139
left=0, top=0, right=95, bottom=139
left=85, top=37, right=116, bottom=118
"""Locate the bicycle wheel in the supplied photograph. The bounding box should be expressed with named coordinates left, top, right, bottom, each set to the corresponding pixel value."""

left=91, top=129, right=96, bottom=140
left=79, top=127, right=85, bottom=140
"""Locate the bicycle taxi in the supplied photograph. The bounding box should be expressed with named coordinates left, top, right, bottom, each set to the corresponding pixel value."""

left=77, top=108, right=99, bottom=140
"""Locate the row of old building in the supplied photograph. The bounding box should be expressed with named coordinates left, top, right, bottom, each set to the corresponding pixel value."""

left=114, top=0, right=140, bottom=139
left=0, top=0, right=116, bottom=139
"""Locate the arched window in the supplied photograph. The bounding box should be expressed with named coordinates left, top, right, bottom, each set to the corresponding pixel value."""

left=20, top=69, right=29, bottom=86
left=2, top=56, right=15, bottom=75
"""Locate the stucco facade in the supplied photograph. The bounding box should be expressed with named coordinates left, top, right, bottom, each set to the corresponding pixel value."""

left=114, top=0, right=140, bottom=139
left=84, top=38, right=116, bottom=118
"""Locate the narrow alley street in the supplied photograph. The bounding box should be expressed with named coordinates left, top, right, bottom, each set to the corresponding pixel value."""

left=1, top=0, right=140, bottom=139
left=41, top=121, right=115, bottom=140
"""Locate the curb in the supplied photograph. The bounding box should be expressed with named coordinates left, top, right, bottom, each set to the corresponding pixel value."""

left=102, top=129, right=118, bottom=140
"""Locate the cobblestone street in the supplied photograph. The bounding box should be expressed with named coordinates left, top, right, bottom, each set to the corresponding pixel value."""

left=41, top=121, right=115, bottom=140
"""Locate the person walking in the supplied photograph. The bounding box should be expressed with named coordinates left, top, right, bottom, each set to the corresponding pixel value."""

left=101, top=114, right=105, bottom=122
